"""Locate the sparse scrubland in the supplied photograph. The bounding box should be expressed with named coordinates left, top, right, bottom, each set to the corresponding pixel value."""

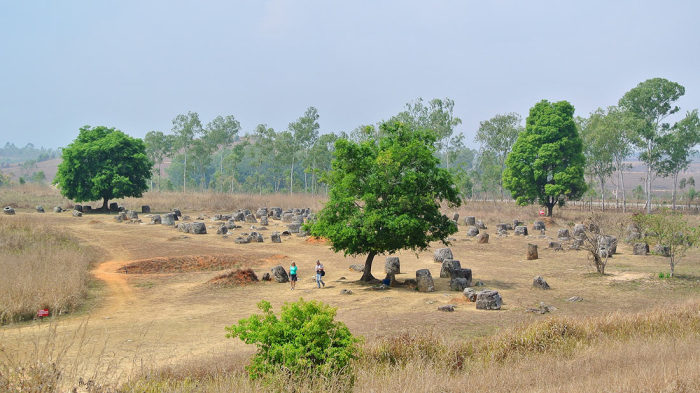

left=1, top=187, right=698, bottom=392
left=0, top=215, right=98, bottom=324
left=4, top=303, right=697, bottom=392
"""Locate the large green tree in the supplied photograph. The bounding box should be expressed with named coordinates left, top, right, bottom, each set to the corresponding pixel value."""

left=55, top=126, right=152, bottom=210
left=308, top=121, right=460, bottom=282
left=503, top=100, right=586, bottom=216
left=619, top=78, right=686, bottom=213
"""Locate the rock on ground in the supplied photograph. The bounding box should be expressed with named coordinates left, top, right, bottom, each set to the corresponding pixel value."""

left=533, top=276, right=550, bottom=289
left=271, top=265, right=289, bottom=283
left=527, top=243, right=538, bottom=260
left=515, top=226, right=528, bottom=236
left=450, top=277, right=469, bottom=291
left=476, top=290, right=502, bottom=310
left=633, top=243, right=649, bottom=255
left=162, top=213, right=175, bottom=226
left=463, top=288, right=477, bottom=302
left=416, top=269, right=435, bottom=292
left=476, top=233, right=489, bottom=244
left=271, top=232, right=281, bottom=243
left=433, top=247, right=453, bottom=263
left=440, top=259, right=461, bottom=278
left=150, top=215, right=161, bottom=224
left=466, top=226, right=479, bottom=237
left=3, top=206, right=15, bottom=215
left=385, top=256, right=400, bottom=274
left=437, top=305, right=455, bottom=312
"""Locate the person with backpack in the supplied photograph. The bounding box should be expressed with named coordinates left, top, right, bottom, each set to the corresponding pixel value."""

left=289, top=261, right=298, bottom=290
left=315, top=260, right=325, bottom=288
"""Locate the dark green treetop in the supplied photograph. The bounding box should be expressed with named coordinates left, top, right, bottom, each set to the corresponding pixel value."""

left=502, top=100, right=586, bottom=216
left=308, top=121, right=461, bottom=282
left=54, top=125, right=152, bottom=210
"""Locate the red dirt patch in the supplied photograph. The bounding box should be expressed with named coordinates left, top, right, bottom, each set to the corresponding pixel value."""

left=207, top=269, right=259, bottom=286
left=117, top=255, right=263, bottom=274
left=305, top=236, right=328, bottom=244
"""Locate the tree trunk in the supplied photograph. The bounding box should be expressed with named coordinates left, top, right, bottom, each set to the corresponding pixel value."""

left=183, top=150, right=187, bottom=193
left=546, top=197, right=554, bottom=217
left=102, top=197, right=108, bottom=211
left=646, top=142, right=652, bottom=213
left=360, top=251, right=377, bottom=282
left=619, top=169, right=626, bottom=213
left=600, top=177, right=605, bottom=211
left=672, top=172, right=678, bottom=210
left=290, top=157, right=295, bottom=195
left=670, top=256, right=675, bottom=278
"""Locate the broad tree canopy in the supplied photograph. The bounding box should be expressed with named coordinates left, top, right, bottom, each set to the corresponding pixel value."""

left=503, top=100, right=586, bottom=216
left=309, top=121, right=461, bottom=282
left=55, top=125, right=152, bottom=210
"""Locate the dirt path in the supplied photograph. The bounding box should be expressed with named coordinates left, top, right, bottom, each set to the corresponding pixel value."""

left=91, top=259, right=133, bottom=315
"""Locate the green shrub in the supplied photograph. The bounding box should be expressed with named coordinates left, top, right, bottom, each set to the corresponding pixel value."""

left=225, top=299, right=360, bottom=381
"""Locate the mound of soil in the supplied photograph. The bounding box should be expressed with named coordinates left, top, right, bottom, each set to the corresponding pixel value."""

left=207, top=269, right=259, bottom=286
left=305, top=237, right=328, bottom=244
left=118, top=255, right=247, bottom=274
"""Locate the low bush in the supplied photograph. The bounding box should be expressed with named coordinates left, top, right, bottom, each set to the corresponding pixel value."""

left=225, top=299, right=360, bottom=383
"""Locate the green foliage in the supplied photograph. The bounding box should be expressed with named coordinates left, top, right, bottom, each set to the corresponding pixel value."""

left=54, top=126, right=152, bottom=209
left=474, top=113, right=522, bottom=199
left=634, top=209, right=700, bottom=277
left=619, top=78, right=688, bottom=212
left=18, top=177, right=25, bottom=185
left=502, top=100, right=586, bottom=216
left=308, top=121, right=461, bottom=281
left=225, top=299, right=360, bottom=381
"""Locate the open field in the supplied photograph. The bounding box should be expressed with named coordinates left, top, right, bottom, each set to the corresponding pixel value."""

left=1, top=192, right=699, bottom=391
left=0, top=215, right=98, bottom=324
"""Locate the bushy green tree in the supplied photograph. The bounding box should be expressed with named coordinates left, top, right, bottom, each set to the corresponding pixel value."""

left=308, top=121, right=460, bottom=282
left=503, top=100, right=586, bottom=216
left=54, top=126, right=151, bottom=210
left=225, top=299, right=360, bottom=381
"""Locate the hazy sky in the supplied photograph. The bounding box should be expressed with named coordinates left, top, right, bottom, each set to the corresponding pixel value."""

left=1, top=1, right=699, bottom=149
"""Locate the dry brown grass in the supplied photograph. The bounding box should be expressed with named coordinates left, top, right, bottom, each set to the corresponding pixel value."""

left=117, top=302, right=700, bottom=393
left=0, top=216, right=98, bottom=324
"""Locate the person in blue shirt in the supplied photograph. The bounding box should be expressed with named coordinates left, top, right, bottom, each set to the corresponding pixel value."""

left=289, top=262, right=298, bottom=290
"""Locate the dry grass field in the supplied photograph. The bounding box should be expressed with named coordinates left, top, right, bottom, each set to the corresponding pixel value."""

left=1, top=186, right=699, bottom=392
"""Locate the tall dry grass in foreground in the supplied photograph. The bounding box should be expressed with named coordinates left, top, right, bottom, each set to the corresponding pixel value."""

left=119, top=303, right=700, bottom=393
left=0, top=216, right=98, bottom=324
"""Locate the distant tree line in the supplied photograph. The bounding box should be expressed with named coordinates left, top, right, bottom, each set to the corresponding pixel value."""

left=139, top=78, right=699, bottom=214
left=0, top=142, right=58, bottom=167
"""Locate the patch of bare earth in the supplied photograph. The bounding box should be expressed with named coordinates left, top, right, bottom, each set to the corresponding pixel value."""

left=117, top=254, right=278, bottom=274
left=207, top=269, right=259, bottom=286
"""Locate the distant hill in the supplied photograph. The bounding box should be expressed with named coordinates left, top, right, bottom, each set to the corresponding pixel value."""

left=0, top=142, right=59, bottom=166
